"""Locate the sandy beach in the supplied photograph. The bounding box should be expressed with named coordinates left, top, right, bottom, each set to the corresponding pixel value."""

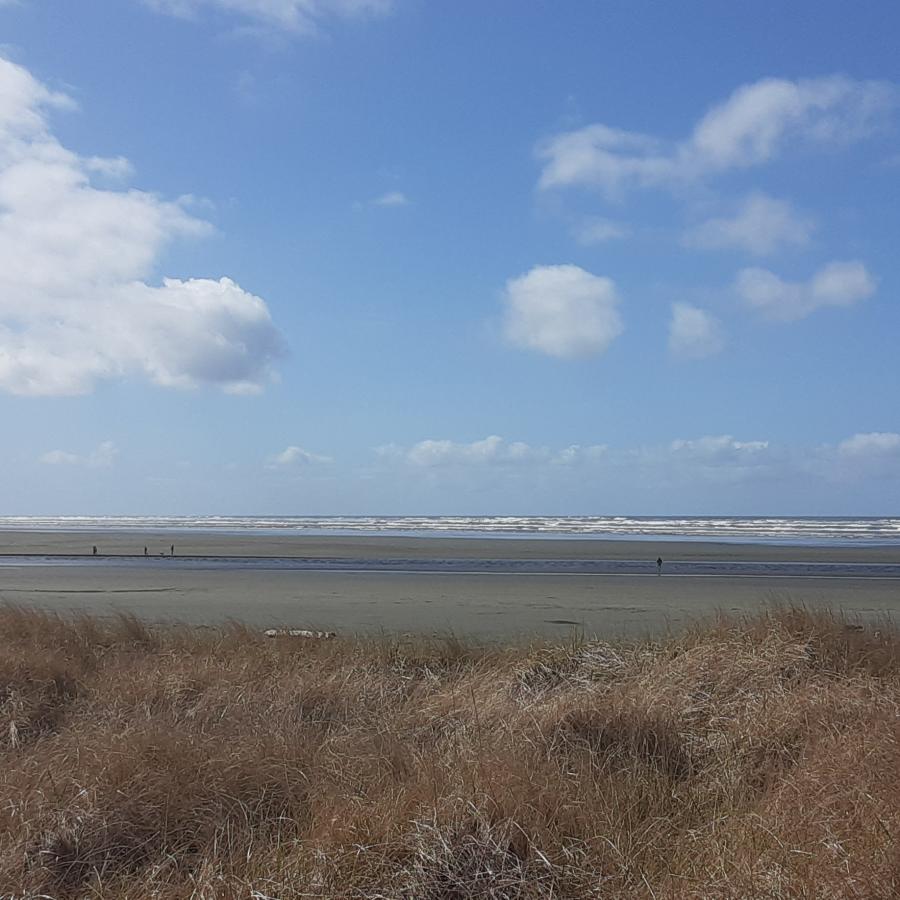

left=0, top=530, right=897, bottom=638
left=2, top=529, right=900, bottom=562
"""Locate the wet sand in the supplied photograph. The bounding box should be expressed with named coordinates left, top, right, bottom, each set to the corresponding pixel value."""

left=0, top=531, right=897, bottom=638
left=2, top=530, right=899, bottom=562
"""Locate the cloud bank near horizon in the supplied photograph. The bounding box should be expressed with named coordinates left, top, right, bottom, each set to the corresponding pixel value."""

left=373, top=432, right=900, bottom=486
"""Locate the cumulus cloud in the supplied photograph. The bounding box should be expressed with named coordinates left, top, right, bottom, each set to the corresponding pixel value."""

left=405, top=436, right=540, bottom=467
left=380, top=436, right=607, bottom=468
left=0, top=56, right=284, bottom=396
left=670, top=435, right=770, bottom=461
left=145, top=0, right=392, bottom=34
left=838, top=432, right=900, bottom=458
left=668, top=303, right=725, bottom=360
left=39, top=441, right=118, bottom=468
left=646, top=435, right=784, bottom=486
left=665, top=436, right=774, bottom=480
left=373, top=190, right=409, bottom=207
left=502, top=264, right=623, bottom=359
left=374, top=432, right=900, bottom=493
left=683, top=193, right=814, bottom=256
left=268, top=445, right=332, bottom=467
left=572, top=217, right=630, bottom=245
left=553, top=444, right=608, bottom=465
left=538, top=76, right=897, bottom=196
left=736, top=261, right=876, bottom=322
left=828, top=432, right=900, bottom=480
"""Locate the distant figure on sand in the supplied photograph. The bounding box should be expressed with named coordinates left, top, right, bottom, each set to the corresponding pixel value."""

left=657, top=556, right=663, bottom=576
left=170, top=544, right=175, bottom=557
left=144, top=546, right=148, bottom=557
left=92, top=545, right=97, bottom=556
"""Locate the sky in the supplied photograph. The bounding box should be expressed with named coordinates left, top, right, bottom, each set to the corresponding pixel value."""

left=0, top=0, right=898, bottom=516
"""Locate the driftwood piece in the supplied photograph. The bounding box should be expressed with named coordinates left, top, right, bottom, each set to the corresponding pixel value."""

left=263, top=628, right=336, bottom=639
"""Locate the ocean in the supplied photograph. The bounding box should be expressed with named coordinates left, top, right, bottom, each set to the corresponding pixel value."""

left=0, top=515, right=898, bottom=545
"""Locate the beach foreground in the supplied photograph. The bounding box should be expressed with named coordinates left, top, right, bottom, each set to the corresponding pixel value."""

left=1, top=605, right=897, bottom=897
left=1, top=531, right=898, bottom=638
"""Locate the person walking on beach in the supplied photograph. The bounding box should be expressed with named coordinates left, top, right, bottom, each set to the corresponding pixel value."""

left=144, top=546, right=148, bottom=557
left=92, top=545, right=97, bottom=557
left=170, top=544, right=175, bottom=557
left=656, top=556, right=663, bottom=576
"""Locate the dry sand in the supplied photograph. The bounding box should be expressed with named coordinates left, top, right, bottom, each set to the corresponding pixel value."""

left=0, top=531, right=898, bottom=638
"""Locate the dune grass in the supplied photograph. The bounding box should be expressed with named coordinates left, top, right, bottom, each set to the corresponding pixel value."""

left=0, top=602, right=898, bottom=898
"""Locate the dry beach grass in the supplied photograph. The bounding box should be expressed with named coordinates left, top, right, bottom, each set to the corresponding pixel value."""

left=0, top=603, right=898, bottom=898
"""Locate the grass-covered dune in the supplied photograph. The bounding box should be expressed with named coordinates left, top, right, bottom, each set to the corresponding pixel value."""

left=1, top=604, right=898, bottom=898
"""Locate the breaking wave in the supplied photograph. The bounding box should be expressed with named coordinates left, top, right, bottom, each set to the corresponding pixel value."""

left=0, top=516, right=898, bottom=545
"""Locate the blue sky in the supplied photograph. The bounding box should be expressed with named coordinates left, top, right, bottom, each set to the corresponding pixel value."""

left=0, top=0, right=898, bottom=515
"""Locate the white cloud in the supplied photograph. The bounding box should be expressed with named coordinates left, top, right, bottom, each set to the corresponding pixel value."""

left=736, top=261, right=876, bottom=322
left=669, top=435, right=770, bottom=466
left=668, top=303, right=725, bottom=360
left=0, top=56, right=285, bottom=396
left=651, top=435, right=781, bottom=486
left=538, top=76, right=897, bottom=196
left=838, top=432, right=900, bottom=458
left=572, top=217, right=630, bottom=245
left=84, top=154, right=134, bottom=180
left=268, top=445, right=332, bottom=467
left=373, top=432, right=900, bottom=494
left=380, top=435, right=608, bottom=468
left=538, top=124, right=672, bottom=196
left=553, top=444, right=608, bottom=465
left=373, top=190, right=409, bottom=207
left=40, top=441, right=118, bottom=468
left=683, top=193, right=814, bottom=256
left=406, top=435, right=540, bottom=467
left=827, top=432, right=900, bottom=480
left=503, top=264, right=623, bottom=359
left=145, top=0, right=392, bottom=34
left=383, top=433, right=783, bottom=483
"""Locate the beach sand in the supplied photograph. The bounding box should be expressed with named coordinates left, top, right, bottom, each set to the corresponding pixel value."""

left=2, top=530, right=899, bottom=562
left=1, top=531, right=898, bottom=637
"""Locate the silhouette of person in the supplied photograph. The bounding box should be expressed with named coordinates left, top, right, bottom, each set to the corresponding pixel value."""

left=170, top=544, right=175, bottom=557
left=92, top=545, right=97, bottom=556
left=144, top=546, right=148, bottom=557
left=656, top=556, right=663, bottom=576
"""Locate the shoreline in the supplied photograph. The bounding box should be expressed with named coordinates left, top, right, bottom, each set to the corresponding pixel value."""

left=1, top=529, right=899, bottom=562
